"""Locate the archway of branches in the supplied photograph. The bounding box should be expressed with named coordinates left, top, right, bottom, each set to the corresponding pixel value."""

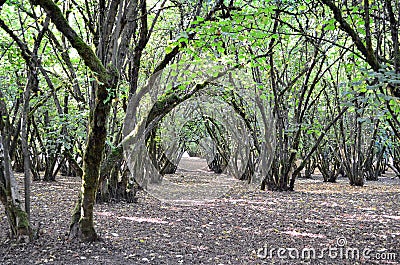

left=122, top=62, right=276, bottom=202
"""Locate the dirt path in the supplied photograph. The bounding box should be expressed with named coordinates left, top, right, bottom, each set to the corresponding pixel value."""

left=1, top=172, right=399, bottom=264
left=148, top=157, right=241, bottom=203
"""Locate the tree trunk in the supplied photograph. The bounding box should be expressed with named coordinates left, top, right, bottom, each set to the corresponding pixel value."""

left=21, top=72, right=35, bottom=219
left=30, top=0, right=118, bottom=241
left=69, top=83, right=113, bottom=241
left=0, top=105, right=32, bottom=242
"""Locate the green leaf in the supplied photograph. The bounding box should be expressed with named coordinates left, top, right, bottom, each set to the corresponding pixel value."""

left=217, top=46, right=225, bottom=53
left=359, top=87, right=367, bottom=93
left=298, top=5, right=307, bottom=11
left=325, top=24, right=335, bottom=31
left=165, top=46, right=173, bottom=54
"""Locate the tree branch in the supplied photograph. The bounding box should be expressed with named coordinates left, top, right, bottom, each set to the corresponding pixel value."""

left=152, top=0, right=224, bottom=74
left=30, top=0, right=109, bottom=83
left=320, top=0, right=380, bottom=71
left=290, top=105, right=349, bottom=190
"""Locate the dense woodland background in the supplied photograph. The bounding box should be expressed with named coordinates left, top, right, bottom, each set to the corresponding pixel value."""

left=0, top=0, right=399, bottom=245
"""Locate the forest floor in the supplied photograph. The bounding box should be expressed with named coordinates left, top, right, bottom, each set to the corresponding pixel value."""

left=1, top=160, right=400, bottom=264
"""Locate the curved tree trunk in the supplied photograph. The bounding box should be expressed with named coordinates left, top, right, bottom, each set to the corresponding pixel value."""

left=31, top=0, right=118, bottom=241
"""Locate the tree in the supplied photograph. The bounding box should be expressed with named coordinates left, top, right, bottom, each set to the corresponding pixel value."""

left=320, top=0, right=400, bottom=139
left=0, top=90, right=32, bottom=242
left=29, top=0, right=118, bottom=241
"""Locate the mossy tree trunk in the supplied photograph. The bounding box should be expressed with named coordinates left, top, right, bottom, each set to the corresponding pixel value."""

left=31, top=0, right=118, bottom=241
left=71, top=82, right=112, bottom=241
